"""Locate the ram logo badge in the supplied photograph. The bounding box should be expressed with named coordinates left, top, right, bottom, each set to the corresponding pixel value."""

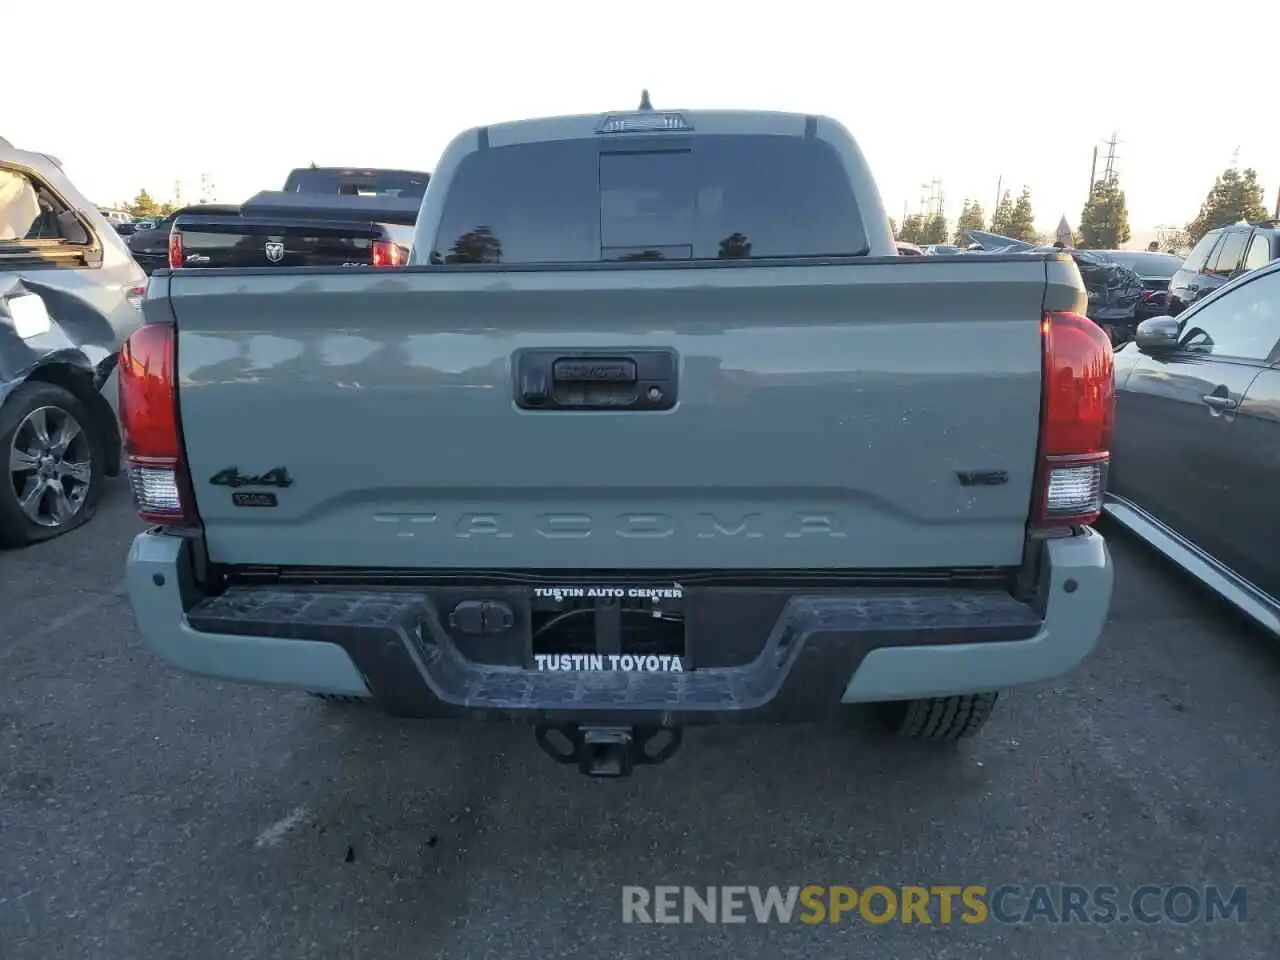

left=264, top=241, right=285, bottom=263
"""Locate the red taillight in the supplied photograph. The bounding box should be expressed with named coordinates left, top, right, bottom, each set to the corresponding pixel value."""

left=118, top=323, right=197, bottom=526
left=371, top=240, right=405, bottom=268
left=1030, top=310, right=1115, bottom=530
left=168, top=229, right=183, bottom=269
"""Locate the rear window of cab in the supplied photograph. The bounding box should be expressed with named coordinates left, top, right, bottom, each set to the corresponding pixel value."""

left=430, top=134, right=868, bottom=265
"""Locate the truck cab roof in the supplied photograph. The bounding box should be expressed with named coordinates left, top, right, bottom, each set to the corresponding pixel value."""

left=282, top=167, right=430, bottom=198
left=473, top=108, right=848, bottom=148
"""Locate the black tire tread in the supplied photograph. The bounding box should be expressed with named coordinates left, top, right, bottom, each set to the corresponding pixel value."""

left=893, top=692, right=998, bottom=741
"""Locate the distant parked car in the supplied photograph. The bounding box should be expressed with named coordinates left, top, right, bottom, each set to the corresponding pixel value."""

left=1108, top=259, right=1280, bottom=637
left=967, top=230, right=1144, bottom=344
left=1167, top=221, right=1280, bottom=315
left=1097, top=250, right=1182, bottom=322
left=895, top=241, right=924, bottom=256
left=126, top=204, right=241, bottom=274
left=922, top=243, right=961, bottom=256
left=282, top=166, right=429, bottom=198
left=1, top=140, right=146, bottom=545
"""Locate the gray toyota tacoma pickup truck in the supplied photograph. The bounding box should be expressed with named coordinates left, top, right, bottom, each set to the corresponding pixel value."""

left=121, top=103, right=1114, bottom=777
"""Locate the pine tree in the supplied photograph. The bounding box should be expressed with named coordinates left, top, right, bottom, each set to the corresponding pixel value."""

left=898, top=213, right=925, bottom=244
left=953, top=200, right=986, bottom=246
left=919, top=213, right=949, bottom=245
left=1187, top=167, right=1269, bottom=242
left=127, top=189, right=159, bottom=219
left=989, top=191, right=1015, bottom=235
left=1007, top=187, right=1037, bottom=242
left=1079, top=178, right=1132, bottom=249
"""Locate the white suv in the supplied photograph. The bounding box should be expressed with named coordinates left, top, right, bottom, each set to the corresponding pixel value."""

left=1, top=140, right=147, bottom=545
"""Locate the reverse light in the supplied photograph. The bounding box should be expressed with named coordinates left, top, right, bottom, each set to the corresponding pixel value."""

left=371, top=240, right=405, bottom=268
left=1031, top=310, right=1114, bottom=530
left=168, top=228, right=183, bottom=269
left=118, top=323, right=198, bottom=526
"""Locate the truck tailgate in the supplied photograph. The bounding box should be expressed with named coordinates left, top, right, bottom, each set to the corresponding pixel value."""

left=176, top=217, right=383, bottom=269
left=163, top=257, right=1070, bottom=569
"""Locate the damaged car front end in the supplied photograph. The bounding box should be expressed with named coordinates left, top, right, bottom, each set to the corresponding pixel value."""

left=968, top=230, right=1143, bottom=345
left=1, top=141, right=145, bottom=546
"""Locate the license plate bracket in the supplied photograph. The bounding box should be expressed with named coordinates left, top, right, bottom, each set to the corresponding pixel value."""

left=528, top=581, right=687, bottom=671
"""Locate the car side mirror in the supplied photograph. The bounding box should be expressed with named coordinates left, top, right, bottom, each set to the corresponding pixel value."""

left=1134, top=315, right=1180, bottom=354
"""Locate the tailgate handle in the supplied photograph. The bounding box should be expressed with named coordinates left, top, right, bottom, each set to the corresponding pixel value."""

left=514, top=348, right=677, bottom=411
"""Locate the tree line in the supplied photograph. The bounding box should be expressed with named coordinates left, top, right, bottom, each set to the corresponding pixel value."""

left=891, top=164, right=1273, bottom=251
left=116, top=160, right=1274, bottom=250
left=115, top=189, right=178, bottom=219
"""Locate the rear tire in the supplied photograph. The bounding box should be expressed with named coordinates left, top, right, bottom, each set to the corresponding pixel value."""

left=0, top=381, right=105, bottom=548
left=878, top=692, right=998, bottom=741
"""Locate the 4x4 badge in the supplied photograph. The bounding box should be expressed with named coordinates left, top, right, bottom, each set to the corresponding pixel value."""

left=209, top=466, right=293, bottom=489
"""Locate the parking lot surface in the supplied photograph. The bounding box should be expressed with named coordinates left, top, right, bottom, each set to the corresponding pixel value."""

left=2, top=479, right=1278, bottom=959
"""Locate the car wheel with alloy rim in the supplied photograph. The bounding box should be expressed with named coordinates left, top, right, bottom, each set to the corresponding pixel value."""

left=0, top=381, right=105, bottom=547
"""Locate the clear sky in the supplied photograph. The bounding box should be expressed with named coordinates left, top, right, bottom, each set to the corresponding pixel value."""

left=8, top=0, right=1278, bottom=242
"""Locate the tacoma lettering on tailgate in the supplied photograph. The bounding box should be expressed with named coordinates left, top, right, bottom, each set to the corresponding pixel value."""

left=371, top=511, right=848, bottom=539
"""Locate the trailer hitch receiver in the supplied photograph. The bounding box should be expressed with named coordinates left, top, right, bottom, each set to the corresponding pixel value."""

left=534, top=724, right=682, bottom=777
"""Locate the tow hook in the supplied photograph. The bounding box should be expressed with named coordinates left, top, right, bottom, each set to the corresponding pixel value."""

left=534, top=724, right=683, bottom=777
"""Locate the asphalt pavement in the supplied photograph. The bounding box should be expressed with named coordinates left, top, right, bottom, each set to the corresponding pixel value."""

left=2, top=478, right=1278, bottom=960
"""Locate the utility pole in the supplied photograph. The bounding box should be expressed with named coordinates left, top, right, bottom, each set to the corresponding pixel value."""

left=1088, top=145, right=1097, bottom=196
left=994, top=175, right=1002, bottom=217
left=1101, top=131, right=1120, bottom=183
left=1155, top=224, right=1189, bottom=254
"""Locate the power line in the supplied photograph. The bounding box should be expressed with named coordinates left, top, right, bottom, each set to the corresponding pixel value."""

left=199, top=172, right=217, bottom=203
left=917, top=178, right=944, bottom=219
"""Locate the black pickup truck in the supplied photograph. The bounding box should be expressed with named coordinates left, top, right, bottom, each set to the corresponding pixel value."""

left=167, top=167, right=428, bottom=270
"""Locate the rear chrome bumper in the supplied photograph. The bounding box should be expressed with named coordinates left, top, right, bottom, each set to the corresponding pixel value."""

left=125, top=529, right=1112, bottom=720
